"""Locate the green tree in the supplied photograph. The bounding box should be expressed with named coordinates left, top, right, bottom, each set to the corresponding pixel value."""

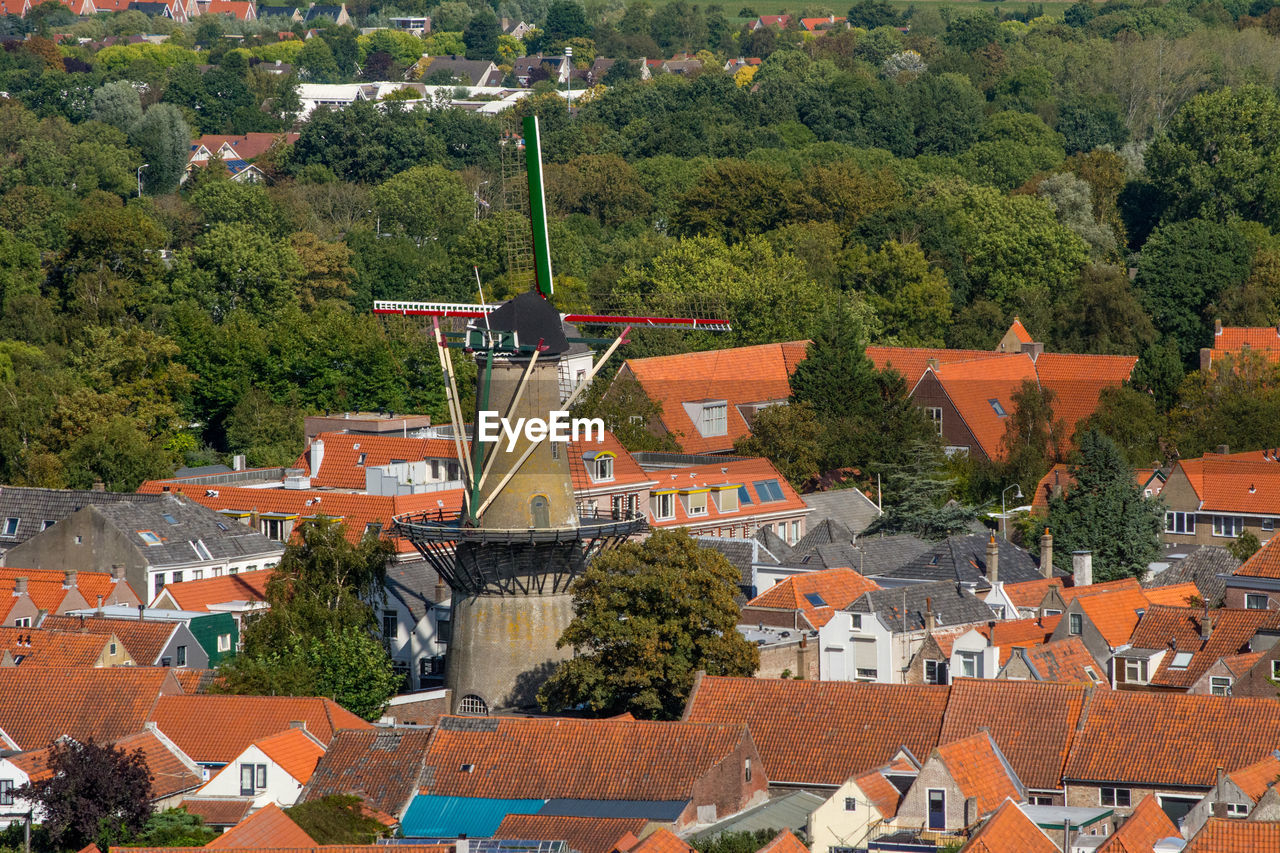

left=287, top=796, right=388, bottom=845
left=224, top=387, right=304, bottom=467
left=864, top=441, right=978, bottom=540
left=543, top=0, right=590, bottom=42
left=299, top=36, right=342, bottom=83
left=463, top=7, right=500, bottom=60
left=128, top=104, right=191, bottom=193
left=1078, top=385, right=1166, bottom=470
left=1053, top=264, right=1156, bottom=355
left=733, top=400, right=821, bottom=489
left=572, top=372, right=680, bottom=453
left=1167, top=349, right=1280, bottom=459
left=176, top=224, right=304, bottom=318
left=373, top=164, right=473, bottom=244
left=91, top=80, right=143, bottom=133
left=537, top=529, right=758, bottom=720
left=843, top=240, right=951, bottom=347
left=1046, top=430, right=1164, bottom=581
left=132, top=809, right=217, bottom=847
left=16, top=740, right=152, bottom=851
left=1001, top=380, right=1065, bottom=495
left=670, top=159, right=797, bottom=244
left=63, top=415, right=177, bottom=491
left=1228, top=530, right=1262, bottom=562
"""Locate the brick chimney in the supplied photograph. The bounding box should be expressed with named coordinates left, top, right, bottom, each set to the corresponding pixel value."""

left=63, top=569, right=77, bottom=590
left=110, top=563, right=124, bottom=581
left=1202, top=610, right=1214, bottom=643
left=1072, top=551, right=1093, bottom=587
left=1040, top=528, right=1053, bottom=579
left=925, top=597, right=935, bottom=631
left=92, top=480, right=105, bottom=492
left=14, top=577, right=27, bottom=595
left=434, top=577, right=449, bottom=602
left=986, top=534, right=999, bottom=586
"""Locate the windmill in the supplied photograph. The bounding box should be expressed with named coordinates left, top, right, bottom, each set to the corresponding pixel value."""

left=382, top=115, right=728, bottom=715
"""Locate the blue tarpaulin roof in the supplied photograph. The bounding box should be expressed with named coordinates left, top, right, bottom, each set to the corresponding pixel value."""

left=402, top=796, right=545, bottom=838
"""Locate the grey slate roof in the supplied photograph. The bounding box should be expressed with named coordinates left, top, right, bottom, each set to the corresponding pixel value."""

left=848, top=579, right=995, bottom=631
left=882, top=534, right=1047, bottom=585
left=695, top=534, right=787, bottom=599
left=419, top=55, right=501, bottom=86
left=690, top=790, right=825, bottom=839
left=304, top=4, right=343, bottom=20
left=258, top=5, right=301, bottom=14
left=782, top=533, right=929, bottom=577
left=801, top=490, right=881, bottom=538
left=0, top=487, right=160, bottom=550
left=385, top=559, right=445, bottom=622
left=1146, top=545, right=1236, bottom=607
left=91, top=494, right=283, bottom=568
left=793, top=518, right=858, bottom=552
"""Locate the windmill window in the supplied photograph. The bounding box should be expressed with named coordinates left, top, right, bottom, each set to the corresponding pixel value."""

left=458, top=695, right=488, bottom=716
left=988, top=399, right=1007, bottom=417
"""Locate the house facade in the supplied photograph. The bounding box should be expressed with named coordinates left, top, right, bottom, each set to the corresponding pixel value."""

left=198, top=726, right=326, bottom=808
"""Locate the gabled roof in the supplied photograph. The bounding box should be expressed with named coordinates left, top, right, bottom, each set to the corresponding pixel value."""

left=755, top=830, right=808, bottom=853
left=798, top=492, right=881, bottom=537
left=252, top=726, right=326, bottom=784
left=1012, top=636, right=1101, bottom=685
left=1055, top=577, right=1142, bottom=604
left=153, top=570, right=271, bottom=611
left=190, top=133, right=298, bottom=163
left=1146, top=546, right=1235, bottom=608
left=299, top=727, right=434, bottom=818
left=148, top=695, right=371, bottom=764
left=206, top=804, right=315, bottom=850
left=852, top=768, right=903, bottom=819
left=177, top=797, right=254, bottom=827
left=939, top=680, right=1087, bottom=792
left=1031, top=464, right=1164, bottom=513
left=493, top=815, right=648, bottom=853
left=1096, top=794, right=1179, bottom=853
left=1209, top=325, right=1280, bottom=365
left=111, top=728, right=205, bottom=799
left=682, top=676, right=949, bottom=786
left=885, top=534, right=1046, bottom=585
left=1034, top=353, right=1138, bottom=444
left=420, top=715, right=753, bottom=800
left=927, top=356, right=1037, bottom=461
left=848, top=579, right=995, bottom=631
left=204, top=0, right=255, bottom=17
left=0, top=486, right=160, bottom=549
left=0, top=566, right=139, bottom=624
left=622, top=829, right=693, bottom=853
left=0, top=627, right=118, bottom=667
left=294, top=432, right=458, bottom=489
left=1072, top=585, right=1151, bottom=648
left=1233, top=531, right=1280, bottom=578
left=1185, top=819, right=1280, bottom=852
left=0, top=666, right=179, bottom=751
left=41, top=615, right=181, bottom=667
left=1063, top=691, right=1280, bottom=788
left=83, top=495, right=284, bottom=569
left=744, top=568, right=880, bottom=628
left=1127, top=606, right=1280, bottom=689
left=932, top=731, right=1022, bottom=818
left=961, top=800, right=1056, bottom=853
left=1141, top=582, right=1203, bottom=607
left=865, top=347, right=1001, bottom=388
left=1225, top=750, right=1280, bottom=802
left=1003, top=577, right=1060, bottom=610
left=1173, top=451, right=1280, bottom=515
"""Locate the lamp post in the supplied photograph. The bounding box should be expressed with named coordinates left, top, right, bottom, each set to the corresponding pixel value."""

left=1001, top=484, right=1023, bottom=540
left=564, top=46, right=573, bottom=113
left=137, top=163, right=149, bottom=198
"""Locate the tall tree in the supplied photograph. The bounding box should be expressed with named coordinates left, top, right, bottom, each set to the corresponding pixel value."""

left=537, top=529, right=758, bottom=720
left=128, top=104, right=191, bottom=194
left=733, top=400, right=822, bottom=489
left=463, top=7, right=500, bottom=60
left=1046, top=430, right=1164, bottom=581
left=864, top=441, right=979, bottom=540
left=91, top=80, right=142, bottom=133
left=1001, top=380, right=1065, bottom=495
left=16, top=740, right=152, bottom=851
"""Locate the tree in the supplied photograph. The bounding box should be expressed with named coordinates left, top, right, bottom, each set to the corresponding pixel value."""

left=463, top=7, right=500, bottom=60
left=864, top=441, right=979, bottom=540
left=373, top=164, right=473, bottom=244
left=287, top=795, right=388, bottom=845
left=128, top=104, right=191, bottom=193
left=133, top=809, right=217, bottom=847
left=847, top=0, right=903, bottom=28
left=16, top=740, right=152, bottom=851
left=176, top=224, right=304, bottom=319
left=1036, top=172, right=1116, bottom=260
left=537, top=528, right=758, bottom=720
left=64, top=415, right=177, bottom=491
left=1053, top=264, right=1156, bottom=355
left=1078, top=385, right=1166, bottom=470
left=1001, top=380, right=1065, bottom=495
left=670, top=160, right=798, bottom=243
left=843, top=240, right=951, bottom=347
left=572, top=372, right=680, bottom=453
left=224, top=387, right=304, bottom=467
left=299, top=36, right=341, bottom=83
left=91, top=80, right=142, bottom=133
left=733, top=400, right=821, bottom=489
left=1046, top=430, right=1164, bottom=581
left=543, top=0, right=590, bottom=43
left=1228, top=530, right=1262, bottom=562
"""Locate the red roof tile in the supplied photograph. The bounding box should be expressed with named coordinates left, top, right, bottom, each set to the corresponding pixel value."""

left=203, top=0, right=255, bottom=18
left=1031, top=466, right=1162, bottom=513
left=1003, top=577, right=1061, bottom=610
left=1035, top=353, right=1137, bottom=442
left=1234, top=530, right=1280, bottom=578
left=933, top=732, right=1022, bottom=819
left=683, top=676, right=949, bottom=786
left=866, top=347, right=1003, bottom=388
left=745, top=569, right=880, bottom=628
left=191, top=133, right=299, bottom=163
left=40, top=616, right=179, bottom=667
left=1007, top=319, right=1034, bottom=347
left=1063, top=691, right=1280, bottom=788
left=1141, top=583, right=1203, bottom=607
left=1097, top=794, right=1180, bottom=853
left=177, top=797, right=254, bottom=827
left=1209, top=326, right=1280, bottom=367
left=755, top=831, right=808, bottom=853
left=1129, top=606, right=1280, bottom=688
left=1074, top=586, right=1150, bottom=647
left=493, top=816, right=648, bottom=853
left=154, top=570, right=271, bottom=611
left=1226, top=751, right=1280, bottom=802
left=300, top=728, right=434, bottom=818
left=648, top=456, right=807, bottom=529
left=294, top=432, right=459, bottom=489
left=421, top=715, right=753, bottom=800
left=111, top=729, right=203, bottom=799
left=0, top=627, right=118, bottom=667
left=1057, top=578, right=1142, bottom=604
left=621, top=829, right=692, bottom=853
left=148, top=695, right=371, bottom=765
left=853, top=769, right=903, bottom=819
left=961, top=800, right=1056, bottom=853
left=1185, top=818, right=1280, bottom=852
left=206, top=804, right=315, bottom=849
left=253, top=727, right=326, bottom=784
left=0, top=567, right=139, bottom=624
left=1015, top=636, right=1102, bottom=685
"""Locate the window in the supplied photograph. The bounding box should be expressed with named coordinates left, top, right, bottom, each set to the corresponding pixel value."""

left=2, top=518, right=17, bottom=537
left=1030, top=796, right=1054, bottom=806
left=1227, top=803, right=1249, bottom=818
left=1170, top=652, right=1193, bottom=669
left=162, top=513, right=179, bottom=525
left=744, top=758, right=752, bottom=782
left=382, top=613, right=397, bottom=640
left=791, top=520, right=800, bottom=543
left=1069, top=613, right=1083, bottom=636
left=364, top=523, right=382, bottom=538
left=161, top=657, right=171, bottom=667
left=260, top=518, right=285, bottom=540
left=172, top=571, right=183, bottom=585
left=1211, top=676, right=1232, bottom=696
left=988, top=399, right=1007, bottom=417
left=926, top=407, right=943, bottom=435
left=927, top=789, right=946, bottom=830
left=256, top=764, right=266, bottom=788
left=176, top=645, right=186, bottom=666
left=1101, top=788, right=1131, bottom=808
left=844, top=797, right=857, bottom=812
left=593, top=454, right=614, bottom=481
left=1213, top=515, right=1244, bottom=538
left=1272, top=660, right=1280, bottom=680
left=851, top=614, right=862, bottom=631
left=458, top=694, right=489, bottom=716
left=687, top=491, right=708, bottom=516
left=1124, top=658, right=1148, bottom=684
left=217, top=634, right=232, bottom=652
left=1084, top=666, right=1101, bottom=684
left=700, top=403, right=727, bottom=437
left=1247, top=594, right=1269, bottom=610
left=654, top=492, right=676, bottom=521
left=357, top=453, right=367, bottom=465
left=804, top=592, right=827, bottom=607
left=14, top=617, right=31, bottom=628
left=753, top=480, right=785, bottom=502
left=41, top=520, right=54, bottom=531
left=110, top=642, right=117, bottom=655
left=190, top=539, right=213, bottom=561
left=154, top=574, right=166, bottom=598
left=0, top=780, right=12, bottom=805
left=737, top=485, right=753, bottom=506
left=1265, top=519, right=1276, bottom=532
left=716, top=488, right=738, bottom=514
left=1165, top=512, right=1196, bottom=535
left=958, top=650, right=980, bottom=679
left=137, top=530, right=161, bottom=545
left=193, top=570, right=204, bottom=580
left=925, top=659, right=948, bottom=685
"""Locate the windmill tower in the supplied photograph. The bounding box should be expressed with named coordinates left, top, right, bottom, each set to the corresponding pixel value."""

left=382, top=116, right=727, bottom=714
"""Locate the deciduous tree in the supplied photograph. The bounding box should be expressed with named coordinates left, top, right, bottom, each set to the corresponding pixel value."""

left=16, top=740, right=152, bottom=851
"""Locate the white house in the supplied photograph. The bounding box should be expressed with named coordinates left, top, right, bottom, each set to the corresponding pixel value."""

left=808, top=750, right=919, bottom=853
left=198, top=726, right=326, bottom=808
left=380, top=560, right=451, bottom=690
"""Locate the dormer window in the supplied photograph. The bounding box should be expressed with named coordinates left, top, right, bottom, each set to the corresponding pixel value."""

left=686, top=491, right=708, bottom=516
left=714, top=487, right=739, bottom=513
left=357, top=453, right=367, bottom=466
left=654, top=492, right=676, bottom=521
left=583, top=451, right=614, bottom=482
left=700, top=402, right=728, bottom=437
left=2, top=518, right=17, bottom=537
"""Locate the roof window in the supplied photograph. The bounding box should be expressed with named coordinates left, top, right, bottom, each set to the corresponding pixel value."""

left=162, top=513, right=179, bottom=525
left=1170, top=651, right=1193, bottom=669
left=191, top=539, right=213, bottom=561
left=753, top=480, right=785, bottom=502
left=138, top=530, right=162, bottom=546
left=804, top=592, right=827, bottom=607
left=2, top=518, right=17, bottom=538
left=988, top=399, right=1007, bottom=417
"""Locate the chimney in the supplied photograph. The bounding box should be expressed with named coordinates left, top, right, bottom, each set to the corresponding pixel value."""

left=92, top=480, right=105, bottom=492
left=925, top=597, right=935, bottom=631
left=1200, top=347, right=1213, bottom=373
left=310, top=438, right=325, bottom=476
left=138, top=603, right=145, bottom=621
left=1020, top=341, right=1044, bottom=361
left=986, top=534, right=999, bottom=586
left=289, top=720, right=307, bottom=730
left=1072, top=551, right=1093, bottom=587
left=434, top=577, right=449, bottom=602
left=1202, top=611, right=1214, bottom=643
left=63, top=569, right=77, bottom=590
left=96, top=595, right=104, bottom=615
left=1217, top=444, right=1230, bottom=455
left=14, top=577, right=27, bottom=595
left=1040, top=528, right=1054, bottom=579
left=926, top=357, right=939, bottom=371
left=110, top=563, right=124, bottom=581
left=1215, top=318, right=1223, bottom=336
left=233, top=454, right=246, bottom=471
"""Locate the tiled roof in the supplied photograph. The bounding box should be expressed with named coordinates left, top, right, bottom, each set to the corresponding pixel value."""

left=1015, top=637, right=1101, bottom=684
left=0, top=486, right=160, bottom=549
left=853, top=768, right=902, bottom=819
left=755, top=830, right=808, bottom=853
left=204, top=0, right=255, bottom=17
left=1096, top=794, right=1179, bottom=853
left=939, top=680, right=1087, bottom=792
left=849, top=579, right=995, bottom=631
left=865, top=347, right=1003, bottom=388
left=41, top=616, right=180, bottom=667
left=1234, top=531, right=1280, bottom=578
left=1034, top=353, right=1137, bottom=444
left=155, top=570, right=271, bottom=611
left=1056, top=577, right=1142, bottom=604
left=1226, top=751, right=1280, bottom=801
left=1175, top=453, right=1280, bottom=515
left=1073, top=585, right=1151, bottom=647
left=744, top=569, right=880, bottom=628
left=253, top=727, right=326, bottom=784
left=1128, top=606, right=1280, bottom=689
left=1146, top=546, right=1235, bottom=608
left=683, top=676, right=949, bottom=786
left=621, top=829, right=693, bottom=853
left=1212, top=325, right=1280, bottom=359
left=0, top=666, right=177, bottom=751
left=623, top=341, right=808, bottom=454
left=933, top=732, right=1022, bottom=818
left=0, top=567, right=139, bottom=624
left=111, top=729, right=204, bottom=799
left=172, top=668, right=220, bottom=693
left=1141, top=582, right=1203, bottom=607
left=148, top=695, right=371, bottom=764
left=493, top=815, right=648, bottom=853
left=884, top=534, right=1047, bottom=586
left=420, top=715, right=752, bottom=800
left=1063, top=691, right=1280, bottom=787
left=1185, top=818, right=1280, bottom=852
left=961, top=800, right=1056, bottom=853
left=986, top=616, right=1060, bottom=666
left=206, top=804, right=316, bottom=849
left=1007, top=319, right=1034, bottom=346
left=190, top=133, right=298, bottom=163
left=648, top=457, right=808, bottom=529
left=87, top=494, right=284, bottom=569
left=0, top=627, right=117, bottom=667
left=177, top=797, right=254, bottom=827
left=300, top=727, right=433, bottom=818
left=1003, top=577, right=1060, bottom=609
left=294, top=432, right=459, bottom=489
left=124, top=848, right=450, bottom=853
left=1220, top=650, right=1265, bottom=677
left=805, top=533, right=930, bottom=576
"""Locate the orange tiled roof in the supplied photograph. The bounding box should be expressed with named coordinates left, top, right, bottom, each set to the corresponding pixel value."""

left=1017, top=636, right=1101, bottom=685
left=421, top=715, right=752, bottom=800
left=1221, top=650, right=1265, bottom=677
left=683, top=676, right=949, bottom=786
left=1003, top=577, right=1061, bottom=609
left=1211, top=326, right=1280, bottom=363
left=1234, top=531, right=1280, bottom=578
left=930, top=355, right=1038, bottom=461
left=755, top=831, right=807, bottom=853
left=939, top=680, right=1086, bottom=792
left=934, top=732, right=1022, bottom=818
left=1141, top=582, right=1202, bottom=607
left=493, top=816, right=648, bottom=853
left=1185, top=818, right=1280, bottom=852
left=148, top=695, right=371, bottom=764
left=177, top=797, right=254, bottom=827
left=40, top=616, right=179, bottom=667
left=865, top=347, right=1003, bottom=388
left=744, top=568, right=880, bottom=628
left=191, top=133, right=299, bottom=163
left=1034, top=353, right=1137, bottom=445
left=1063, top=691, right=1280, bottom=788
left=0, top=666, right=178, bottom=751
left=1128, top=606, right=1280, bottom=689
left=1097, top=794, right=1179, bottom=853
left=111, top=729, right=204, bottom=799
left=204, top=0, right=255, bottom=18
left=156, top=570, right=271, bottom=611
left=987, top=616, right=1060, bottom=663
left=206, top=804, right=315, bottom=850
left=853, top=768, right=903, bottom=819
left=0, top=627, right=117, bottom=667
left=252, top=727, right=326, bottom=784
left=622, top=829, right=693, bottom=853
left=648, top=456, right=808, bottom=529
left=1073, top=585, right=1150, bottom=647
left=124, top=848, right=449, bottom=853
left=1008, top=318, right=1034, bottom=346
left=1226, top=751, right=1280, bottom=801
left=1056, top=577, right=1142, bottom=604
left=961, top=799, right=1056, bottom=853
left=929, top=624, right=974, bottom=657
left=0, top=567, right=139, bottom=624
left=294, top=432, right=459, bottom=489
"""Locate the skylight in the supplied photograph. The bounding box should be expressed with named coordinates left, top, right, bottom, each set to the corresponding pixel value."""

left=804, top=592, right=828, bottom=607
left=988, top=399, right=1007, bottom=417
left=737, top=485, right=753, bottom=505
left=753, top=480, right=785, bottom=502
left=1170, top=652, right=1194, bottom=669
left=138, top=530, right=162, bottom=546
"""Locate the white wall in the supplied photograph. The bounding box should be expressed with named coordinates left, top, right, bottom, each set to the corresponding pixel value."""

left=809, top=777, right=887, bottom=853
left=0, top=758, right=36, bottom=828
left=198, top=744, right=306, bottom=808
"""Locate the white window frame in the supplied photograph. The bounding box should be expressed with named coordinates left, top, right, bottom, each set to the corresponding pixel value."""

left=926, top=407, right=943, bottom=436
left=958, top=650, right=980, bottom=679
left=1213, top=515, right=1244, bottom=538
left=593, top=454, right=614, bottom=482
left=1227, top=802, right=1249, bottom=817
left=1124, top=658, right=1148, bottom=684
left=1069, top=613, right=1083, bottom=636
left=686, top=491, right=708, bottom=517
left=701, top=402, right=728, bottom=437
left=1272, top=659, right=1280, bottom=680
left=654, top=492, right=676, bottom=521
left=2, top=517, right=17, bottom=537
left=1211, top=676, right=1232, bottom=696
left=1100, top=787, right=1131, bottom=808
left=217, top=634, right=232, bottom=652
left=1247, top=594, right=1269, bottom=611
left=1165, top=511, right=1196, bottom=535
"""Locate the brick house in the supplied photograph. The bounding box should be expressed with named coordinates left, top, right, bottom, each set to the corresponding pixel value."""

left=1116, top=605, right=1280, bottom=694
left=299, top=728, right=434, bottom=824
left=1181, top=751, right=1280, bottom=836
left=1158, top=448, right=1280, bottom=549
left=893, top=731, right=1024, bottom=833
left=1224, top=532, right=1280, bottom=610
